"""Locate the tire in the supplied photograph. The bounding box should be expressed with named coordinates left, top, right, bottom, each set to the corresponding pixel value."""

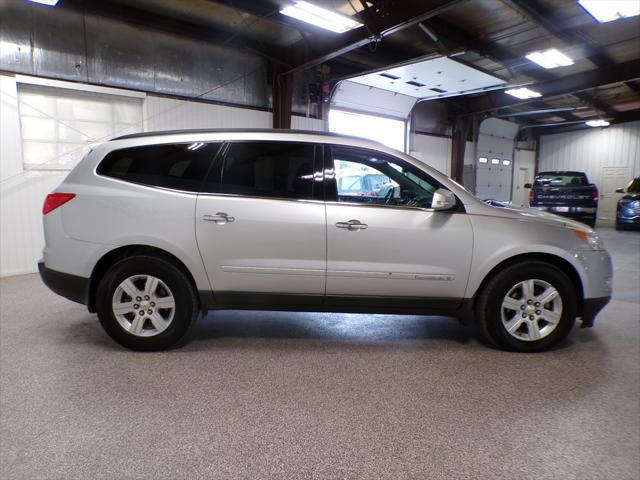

left=96, top=255, right=199, bottom=351
left=476, top=261, right=577, bottom=352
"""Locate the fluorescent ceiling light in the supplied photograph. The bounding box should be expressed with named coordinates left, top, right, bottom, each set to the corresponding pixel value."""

left=526, top=48, right=574, bottom=69
left=280, top=1, right=361, bottom=33
left=578, top=0, right=640, bottom=23
left=505, top=87, right=542, bottom=99
left=586, top=119, right=610, bottom=127
left=26, top=0, right=59, bottom=5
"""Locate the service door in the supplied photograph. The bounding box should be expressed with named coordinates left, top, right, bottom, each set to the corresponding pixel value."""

left=196, top=141, right=326, bottom=298
left=325, top=146, right=473, bottom=300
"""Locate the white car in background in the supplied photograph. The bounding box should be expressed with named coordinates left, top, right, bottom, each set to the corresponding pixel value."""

left=39, top=129, right=612, bottom=352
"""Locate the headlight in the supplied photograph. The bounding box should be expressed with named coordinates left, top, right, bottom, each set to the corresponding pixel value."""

left=569, top=228, right=605, bottom=250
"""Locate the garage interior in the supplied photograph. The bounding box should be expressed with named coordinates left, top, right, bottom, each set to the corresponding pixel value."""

left=1, top=0, right=639, bottom=478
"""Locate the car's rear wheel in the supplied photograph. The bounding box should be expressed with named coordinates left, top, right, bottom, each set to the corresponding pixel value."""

left=476, top=261, right=577, bottom=352
left=96, top=255, right=199, bottom=351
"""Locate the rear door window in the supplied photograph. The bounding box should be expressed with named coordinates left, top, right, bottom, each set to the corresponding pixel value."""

left=97, top=142, right=220, bottom=192
left=207, top=141, right=317, bottom=200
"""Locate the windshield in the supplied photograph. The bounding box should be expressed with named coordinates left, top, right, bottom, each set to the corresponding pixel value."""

left=626, top=177, right=640, bottom=193
left=534, top=173, right=588, bottom=187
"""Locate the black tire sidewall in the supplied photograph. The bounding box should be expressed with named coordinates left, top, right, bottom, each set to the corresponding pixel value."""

left=479, top=262, right=577, bottom=352
left=96, top=256, right=198, bottom=351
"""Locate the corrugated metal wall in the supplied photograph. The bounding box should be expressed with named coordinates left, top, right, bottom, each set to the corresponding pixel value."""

left=539, top=121, right=640, bottom=187
left=0, top=0, right=270, bottom=109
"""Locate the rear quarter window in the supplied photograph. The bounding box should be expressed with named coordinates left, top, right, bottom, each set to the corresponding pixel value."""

left=97, top=142, right=220, bottom=192
left=534, top=173, right=588, bottom=187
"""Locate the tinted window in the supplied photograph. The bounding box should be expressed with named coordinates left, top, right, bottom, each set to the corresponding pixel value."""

left=214, top=142, right=316, bottom=200
left=534, top=173, right=588, bottom=187
left=329, top=147, right=440, bottom=208
left=98, top=142, right=219, bottom=192
left=626, top=177, right=640, bottom=193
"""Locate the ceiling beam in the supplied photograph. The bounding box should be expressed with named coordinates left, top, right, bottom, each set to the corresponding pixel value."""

left=501, top=0, right=615, bottom=68
left=461, top=58, right=640, bottom=114
left=281, top=0, right=468, bottom=75
left=534, top=109, right=640, bottom=136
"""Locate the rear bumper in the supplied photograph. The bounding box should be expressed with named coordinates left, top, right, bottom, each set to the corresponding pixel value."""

left=38, top=261, right=89, bottom=306
left=580, top=296, right=611, bottom=328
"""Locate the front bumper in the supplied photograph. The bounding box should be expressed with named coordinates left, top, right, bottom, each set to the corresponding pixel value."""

left=616, top=211, right=640, bottom=229
left=581, top=296, right=611, bottom=328
left=38, top=261, right=89, bottom=306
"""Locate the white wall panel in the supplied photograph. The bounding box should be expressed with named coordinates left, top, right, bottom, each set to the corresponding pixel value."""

left=0, top=75, right=23, bottom=183
left=410, top=134, right=474, bottom=178
left=539, top=121, right=640, bottom=188
left=144, top=96, right=272, bottom=131
left=291, top=115, right=324, bottom=132
left=1, top=172, right=66, bottom=276
left=411, top=133, right=451, bottom=175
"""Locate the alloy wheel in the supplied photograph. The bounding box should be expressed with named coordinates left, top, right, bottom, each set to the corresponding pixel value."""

left=111, top=274, right=175, bottom=337
left=500, top=279, right=563, bottom=342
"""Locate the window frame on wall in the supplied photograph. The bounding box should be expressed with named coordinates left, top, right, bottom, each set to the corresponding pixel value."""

left=16, top=79, right=144, bottom=172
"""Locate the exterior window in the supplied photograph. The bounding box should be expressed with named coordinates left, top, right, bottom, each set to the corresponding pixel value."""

left=479, top=157, right=488, bottom=164
left=502, top=159, right=511, bottom=166
left=329, top=146, right=440, bottom=209
left=491, top=158, right=500, bottom=165
left=97, top=142, right=220, bottom=192
left=215, top=142, right=316, bottom=200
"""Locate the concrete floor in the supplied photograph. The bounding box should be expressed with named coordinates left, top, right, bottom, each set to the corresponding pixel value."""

left=1, top=229, right=638, bottom=479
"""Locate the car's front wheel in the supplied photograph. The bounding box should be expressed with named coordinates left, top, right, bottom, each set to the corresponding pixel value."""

left=476, top=261, right=577, bottom=352
left=96, top=255, right=199, bottom=351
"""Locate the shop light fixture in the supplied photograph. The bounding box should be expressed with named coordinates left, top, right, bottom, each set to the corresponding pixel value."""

left=578, top=0, right=640, bottom=23
left=526, top=48, right=574, bottom=69
left=505, top=87, right=542, bottom=99
left=280, top=1, right=361, bottom=33
left=26, top=0, right=59, bottom=5
left=586, top=119, right=610, bottom=127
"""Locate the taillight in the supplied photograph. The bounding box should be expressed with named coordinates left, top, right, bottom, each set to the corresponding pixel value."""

left=593, top=189, right=599, bottom=202
left=43, top=193, right=76, bottom=215
left=528, top=188, right=535, bottom=205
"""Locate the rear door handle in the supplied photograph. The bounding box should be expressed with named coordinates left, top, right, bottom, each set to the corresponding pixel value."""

left=336, top=219, right=368, bottom=231
left=203, top=212, right=235, bottom=224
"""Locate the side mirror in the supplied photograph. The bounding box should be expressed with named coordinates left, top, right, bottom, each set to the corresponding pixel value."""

left=432, top=188, right=456, bottom=210
left=615, top=188, right=625, bottom=193
left=524, top=183, right=532, bottom=189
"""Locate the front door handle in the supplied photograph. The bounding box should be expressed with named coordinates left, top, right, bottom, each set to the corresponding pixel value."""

left=336, top=219, right=368, bottom=231
left=203, top=212, right=235, bottom=224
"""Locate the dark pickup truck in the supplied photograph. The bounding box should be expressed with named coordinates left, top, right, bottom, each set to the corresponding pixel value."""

left=525, top=171, right=598, bottom=227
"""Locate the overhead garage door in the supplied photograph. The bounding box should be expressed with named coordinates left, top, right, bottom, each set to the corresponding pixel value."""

left=17, top=84, right=143, bottom=170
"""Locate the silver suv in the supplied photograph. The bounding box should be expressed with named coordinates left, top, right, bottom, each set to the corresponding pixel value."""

left=39, top=129, right=612, bottom=352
